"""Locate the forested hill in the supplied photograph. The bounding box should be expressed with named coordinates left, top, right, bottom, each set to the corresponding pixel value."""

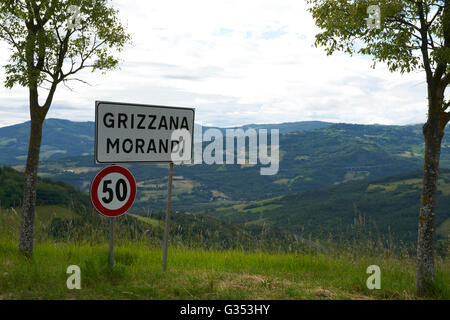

left=204, top=169, right=450, bottom=247
left=0, top=165, right=90, bottom=209
left=4, top=119, right=450, bottom=229
left=0, top=166, right=303, bottom=252
left=22, top=121, right=437, bottom=212
left=0, top=119, right=332, bottom=165
left=0, top=119, right=95, bottom=165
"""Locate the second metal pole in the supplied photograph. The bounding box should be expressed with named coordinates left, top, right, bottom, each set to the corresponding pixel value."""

left=162, top=162, right=174, bottom=272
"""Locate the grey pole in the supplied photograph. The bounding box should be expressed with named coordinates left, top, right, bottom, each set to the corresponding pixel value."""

left=109, top=217, right=114, bottom=268
left=162, top=162, right=174, bottom=272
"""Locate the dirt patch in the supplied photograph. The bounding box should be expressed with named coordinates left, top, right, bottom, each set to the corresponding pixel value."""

left=385, top=290, right=417, bottom=300
left=3, top=260, right=14, bottom=267
left=350, top=293, right=377, bottom=300
left=216, top=273, right=268, bottom=291
left=237, top=274, right=267, bottom=283
left=313, top=288, right=335, bottom=299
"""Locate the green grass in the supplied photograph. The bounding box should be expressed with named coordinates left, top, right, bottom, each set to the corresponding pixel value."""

left=0, top=237, right=448, bottom=300
left=344, top=171, right=370, bottom=182
left=1, top=206, right=448, bottom=300
left=244, top=204, right=282, bottom=213
left=367, top=176, right=450, bottom=196
left=437, top=218, right=450, bottom=238
left=127, top=213, right=161, bottom=228
left=0, top=206, right=77, bottom=241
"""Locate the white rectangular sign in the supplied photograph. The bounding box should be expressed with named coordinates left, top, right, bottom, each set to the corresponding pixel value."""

left=95, top=101, right=195, bottom=163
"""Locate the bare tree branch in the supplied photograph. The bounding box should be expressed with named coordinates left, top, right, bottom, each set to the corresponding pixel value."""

left=443, top=100, right=450, bottom=111
left=64, top=77, right=93, bottom=86
left=418, top=1, right=434, bottom=83
left=388, top=16, right=422, bottom=32
left=428, top=5, right=443, bottom=27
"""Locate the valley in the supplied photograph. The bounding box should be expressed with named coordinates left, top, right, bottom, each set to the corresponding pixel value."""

left=1, top=119, right=450, bottom=249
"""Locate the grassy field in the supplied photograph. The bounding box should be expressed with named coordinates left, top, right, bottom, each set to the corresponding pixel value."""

left=0, top=206, right=448, bottom=300
left=0, top=237, right=449, bottom=300
left=0, top=206, right=77, bottom=242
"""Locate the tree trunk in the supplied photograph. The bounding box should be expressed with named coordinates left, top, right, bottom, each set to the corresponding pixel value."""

left=416, top=96, right=444, bottom=296
left=18, top=117, right=43, bottom=257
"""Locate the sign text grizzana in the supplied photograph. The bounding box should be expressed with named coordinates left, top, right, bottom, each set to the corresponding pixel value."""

left=95, top=102, right=195, bottom=163
left=103, top=113, right=190, bottom=154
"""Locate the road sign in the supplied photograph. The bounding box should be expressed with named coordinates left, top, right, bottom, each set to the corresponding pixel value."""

left=95, top=101, right=195, bottom=164
left=90, top=165, right=137, bottom=217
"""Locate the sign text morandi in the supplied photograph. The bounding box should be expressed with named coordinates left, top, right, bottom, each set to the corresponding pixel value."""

left=95, top=101, right=195, bottom=163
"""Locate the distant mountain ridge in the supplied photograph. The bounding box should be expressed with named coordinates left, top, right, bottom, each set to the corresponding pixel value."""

left=3, top=119, right=449, bottom=249
left=0, top=119, right=95, bottom=164
left=0, top=118, right=333, bottom=165
left=5, top=118, right=450, bottom=213
left=8, top=120, right=447, bottom=212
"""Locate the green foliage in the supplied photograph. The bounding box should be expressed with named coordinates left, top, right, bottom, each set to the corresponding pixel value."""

left=0, top=165, right=89, bottom=209
left=307, top=0, right=449, bottom=74
left=45, top=209, right=309, bottom=253
left=0, top=0, right=130, bottom=90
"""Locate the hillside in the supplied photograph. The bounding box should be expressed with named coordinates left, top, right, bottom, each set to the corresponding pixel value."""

left=0, top=166, right=303, bottom=252
left=213, top=120, right=333, bottom=135
left=202, top=170, right=450, bottom=248
left=1, top=168, right=448, bottom=301
left=0, top=119, right=95, bottom=164
left=3, top=120, right=450, bottom=247
left=0, top=165, right=90, bottom=209
left=12, top=122, right=442, bottom=211
left=0, top=119, right=332, bottom=165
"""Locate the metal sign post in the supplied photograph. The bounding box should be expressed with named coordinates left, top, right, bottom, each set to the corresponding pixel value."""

left=90, top=165, right=136, bottom=269
left=109, top=218, right=114, bottom=268
left=162, top=162, right=174, bottom=272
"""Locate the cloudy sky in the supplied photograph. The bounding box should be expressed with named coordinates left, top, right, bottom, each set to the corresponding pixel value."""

left=0, top=0, right=435, bottom=128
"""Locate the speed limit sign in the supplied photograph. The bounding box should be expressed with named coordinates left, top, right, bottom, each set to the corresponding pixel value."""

left=90, top=166, right=137, bottom=217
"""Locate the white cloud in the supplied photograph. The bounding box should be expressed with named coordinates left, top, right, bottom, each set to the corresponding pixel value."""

left=0, top=0, right=433, bottom=127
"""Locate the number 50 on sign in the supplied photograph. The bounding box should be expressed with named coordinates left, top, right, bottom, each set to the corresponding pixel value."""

left=90, top=166, right=137, bottom=217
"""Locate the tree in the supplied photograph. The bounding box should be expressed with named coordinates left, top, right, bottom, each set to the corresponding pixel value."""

left=308, top=0, right=449, bottom=296
left=0, top=0, right=130, bottom=257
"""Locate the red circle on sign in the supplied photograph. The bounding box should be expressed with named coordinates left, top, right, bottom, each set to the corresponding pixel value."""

left=90, top=166, right=136, bottom=217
